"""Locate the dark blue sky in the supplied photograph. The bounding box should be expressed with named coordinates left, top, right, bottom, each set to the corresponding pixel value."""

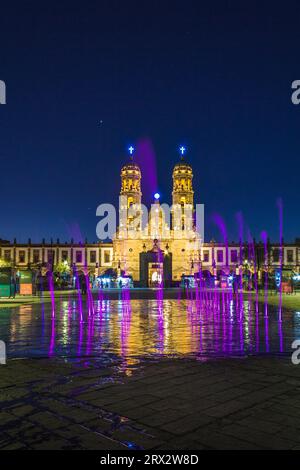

left=0, top=1, right=299, bottom=243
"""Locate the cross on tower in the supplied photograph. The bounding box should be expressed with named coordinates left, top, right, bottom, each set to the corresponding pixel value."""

left=179, top=146, right=186, bottom=157
left=128, top=146, right=135, bottom=156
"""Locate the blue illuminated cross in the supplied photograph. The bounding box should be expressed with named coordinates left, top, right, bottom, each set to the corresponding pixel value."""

left=179, top=146, right=186, bottom=156
left=128, top=146, right=135, bottom=155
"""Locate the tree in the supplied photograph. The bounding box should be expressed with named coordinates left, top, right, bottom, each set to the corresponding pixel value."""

left=0, top=258, right=10, bottom=268
left=53, top=261, right=71, bottom=276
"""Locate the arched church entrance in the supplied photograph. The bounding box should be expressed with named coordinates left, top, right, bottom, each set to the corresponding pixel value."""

left=139, top=248, right=172, bottom=288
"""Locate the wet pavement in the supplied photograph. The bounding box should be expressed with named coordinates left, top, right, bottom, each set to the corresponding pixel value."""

left=0, top=296, right=298, bottom=360
left=1, top=295, right=300, bottom=449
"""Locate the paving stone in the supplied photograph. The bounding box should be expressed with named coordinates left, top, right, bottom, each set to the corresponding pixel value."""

left=2, top=355, right=300, bottom=450
left=1, top=442, right=28, bottom=450
left=193, top=429, right=260, bottom=450
left=220, top=423, right=295, bottom=449
left=31, top=438, right=72, bottom=450
left=28, top=411, right=66, bottom=429
left=0, top=436, right=12, bottom=449
left=121, top=406, right=155, bottom=420
left=138, top=409, right=188, bottom=427
left=111, top=429, right=161, bottom=449
left=10, top=404, right=35, bottom=417
left=54, top=424, right=92, bottom=440
left=0, top=412, right=19, bottom=426
left=7, top=422, right=40, bottom=439
left=148, top=397, right=188, bottom=411
left=160, top=413, right=215, bottom=435
left=76, top=432, right=126, bottom=450
left=107, top=398, right=154, bottom=415
left=238, top=416, right=282, bottom=434
left=158, top=437, right=205, bottom=450
left=203, top=400, right=247, bottom=418
left=83, top=417, right=112, bottom=433
left=211, top=387, right=249, bottom=403
left=277, top=427, right=300, bottom=443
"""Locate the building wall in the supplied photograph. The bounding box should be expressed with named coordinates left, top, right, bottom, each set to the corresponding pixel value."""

left=0, top=241, right=299, bottom=281
left=113, top=237, right=300, bottom=283
left=0, top=242, right=114, bottom=273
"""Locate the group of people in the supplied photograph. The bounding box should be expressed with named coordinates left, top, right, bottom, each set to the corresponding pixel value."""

left=7, top=272, right=20, bottom=298
left=77, top=272, right=88, bottom=295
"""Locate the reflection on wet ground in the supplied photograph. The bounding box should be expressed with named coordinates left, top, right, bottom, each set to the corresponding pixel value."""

left=0, top=295, right=298, bottom=368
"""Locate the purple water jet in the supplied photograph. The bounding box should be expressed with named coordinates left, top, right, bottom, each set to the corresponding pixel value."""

left=136, top=138, right=158, bottom=206
left=260, top=230, right=269, bottom=318
left=236, top=212, right=244, bottom=309
left=47, top=271, right=56, bottom=318
left=277, top=198, right=284, bottom=323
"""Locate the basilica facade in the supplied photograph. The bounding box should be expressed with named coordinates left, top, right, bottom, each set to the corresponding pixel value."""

left=112, top=153, right=202, bottom=286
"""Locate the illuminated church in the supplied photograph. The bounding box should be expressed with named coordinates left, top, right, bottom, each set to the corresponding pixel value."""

left=112, top=148, right=203, bottom=286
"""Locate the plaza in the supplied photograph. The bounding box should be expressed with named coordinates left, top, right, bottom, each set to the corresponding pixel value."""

left=0, top=152, right=299, bottom=451
left=1, top=290, right=300, bottom=450
left=0, top=151, right=299, bottom=293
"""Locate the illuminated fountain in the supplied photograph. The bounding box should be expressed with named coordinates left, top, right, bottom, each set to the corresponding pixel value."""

left=260, top=230, right=269, bottom=319
left=73, top=264, right=83, bottom=323
left=0, top=272, right=289, bottom=364
left=47, top=270, right=56, bottom=318
left=13, top=144, right=293, bottom=364
left=277, top=198, right=283, bottom=322
left=236, top=212, right=244, bottom=309
left=248, top=232, right=259, bottom=315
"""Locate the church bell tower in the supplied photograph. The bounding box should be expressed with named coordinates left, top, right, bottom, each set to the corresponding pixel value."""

left=119, top=146, right=142, bottom=235
left=172, top=146, right=194, bottom=231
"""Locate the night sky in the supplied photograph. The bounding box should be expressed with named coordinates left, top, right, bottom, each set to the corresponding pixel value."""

left=0, top=1, right=299, bottom=243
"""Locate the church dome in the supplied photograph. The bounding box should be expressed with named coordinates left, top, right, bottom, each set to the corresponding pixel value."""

left=121, top=157, right=141, bottom=176
left=121, top=156, right=141, bottom=174
left=173, top=157, right=192, bottom=174
left=121, top=161, right=140, bottom=172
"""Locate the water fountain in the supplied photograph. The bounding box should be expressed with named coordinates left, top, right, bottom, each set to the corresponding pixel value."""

left=277, top=198, right=284, bottom=323
left=47, top=270, right=56, bottom=318
left=260, top=231, right=269, bottom=319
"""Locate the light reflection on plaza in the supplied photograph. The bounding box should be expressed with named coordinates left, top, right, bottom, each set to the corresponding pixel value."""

left=1, top=295, right=299, bottom=371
